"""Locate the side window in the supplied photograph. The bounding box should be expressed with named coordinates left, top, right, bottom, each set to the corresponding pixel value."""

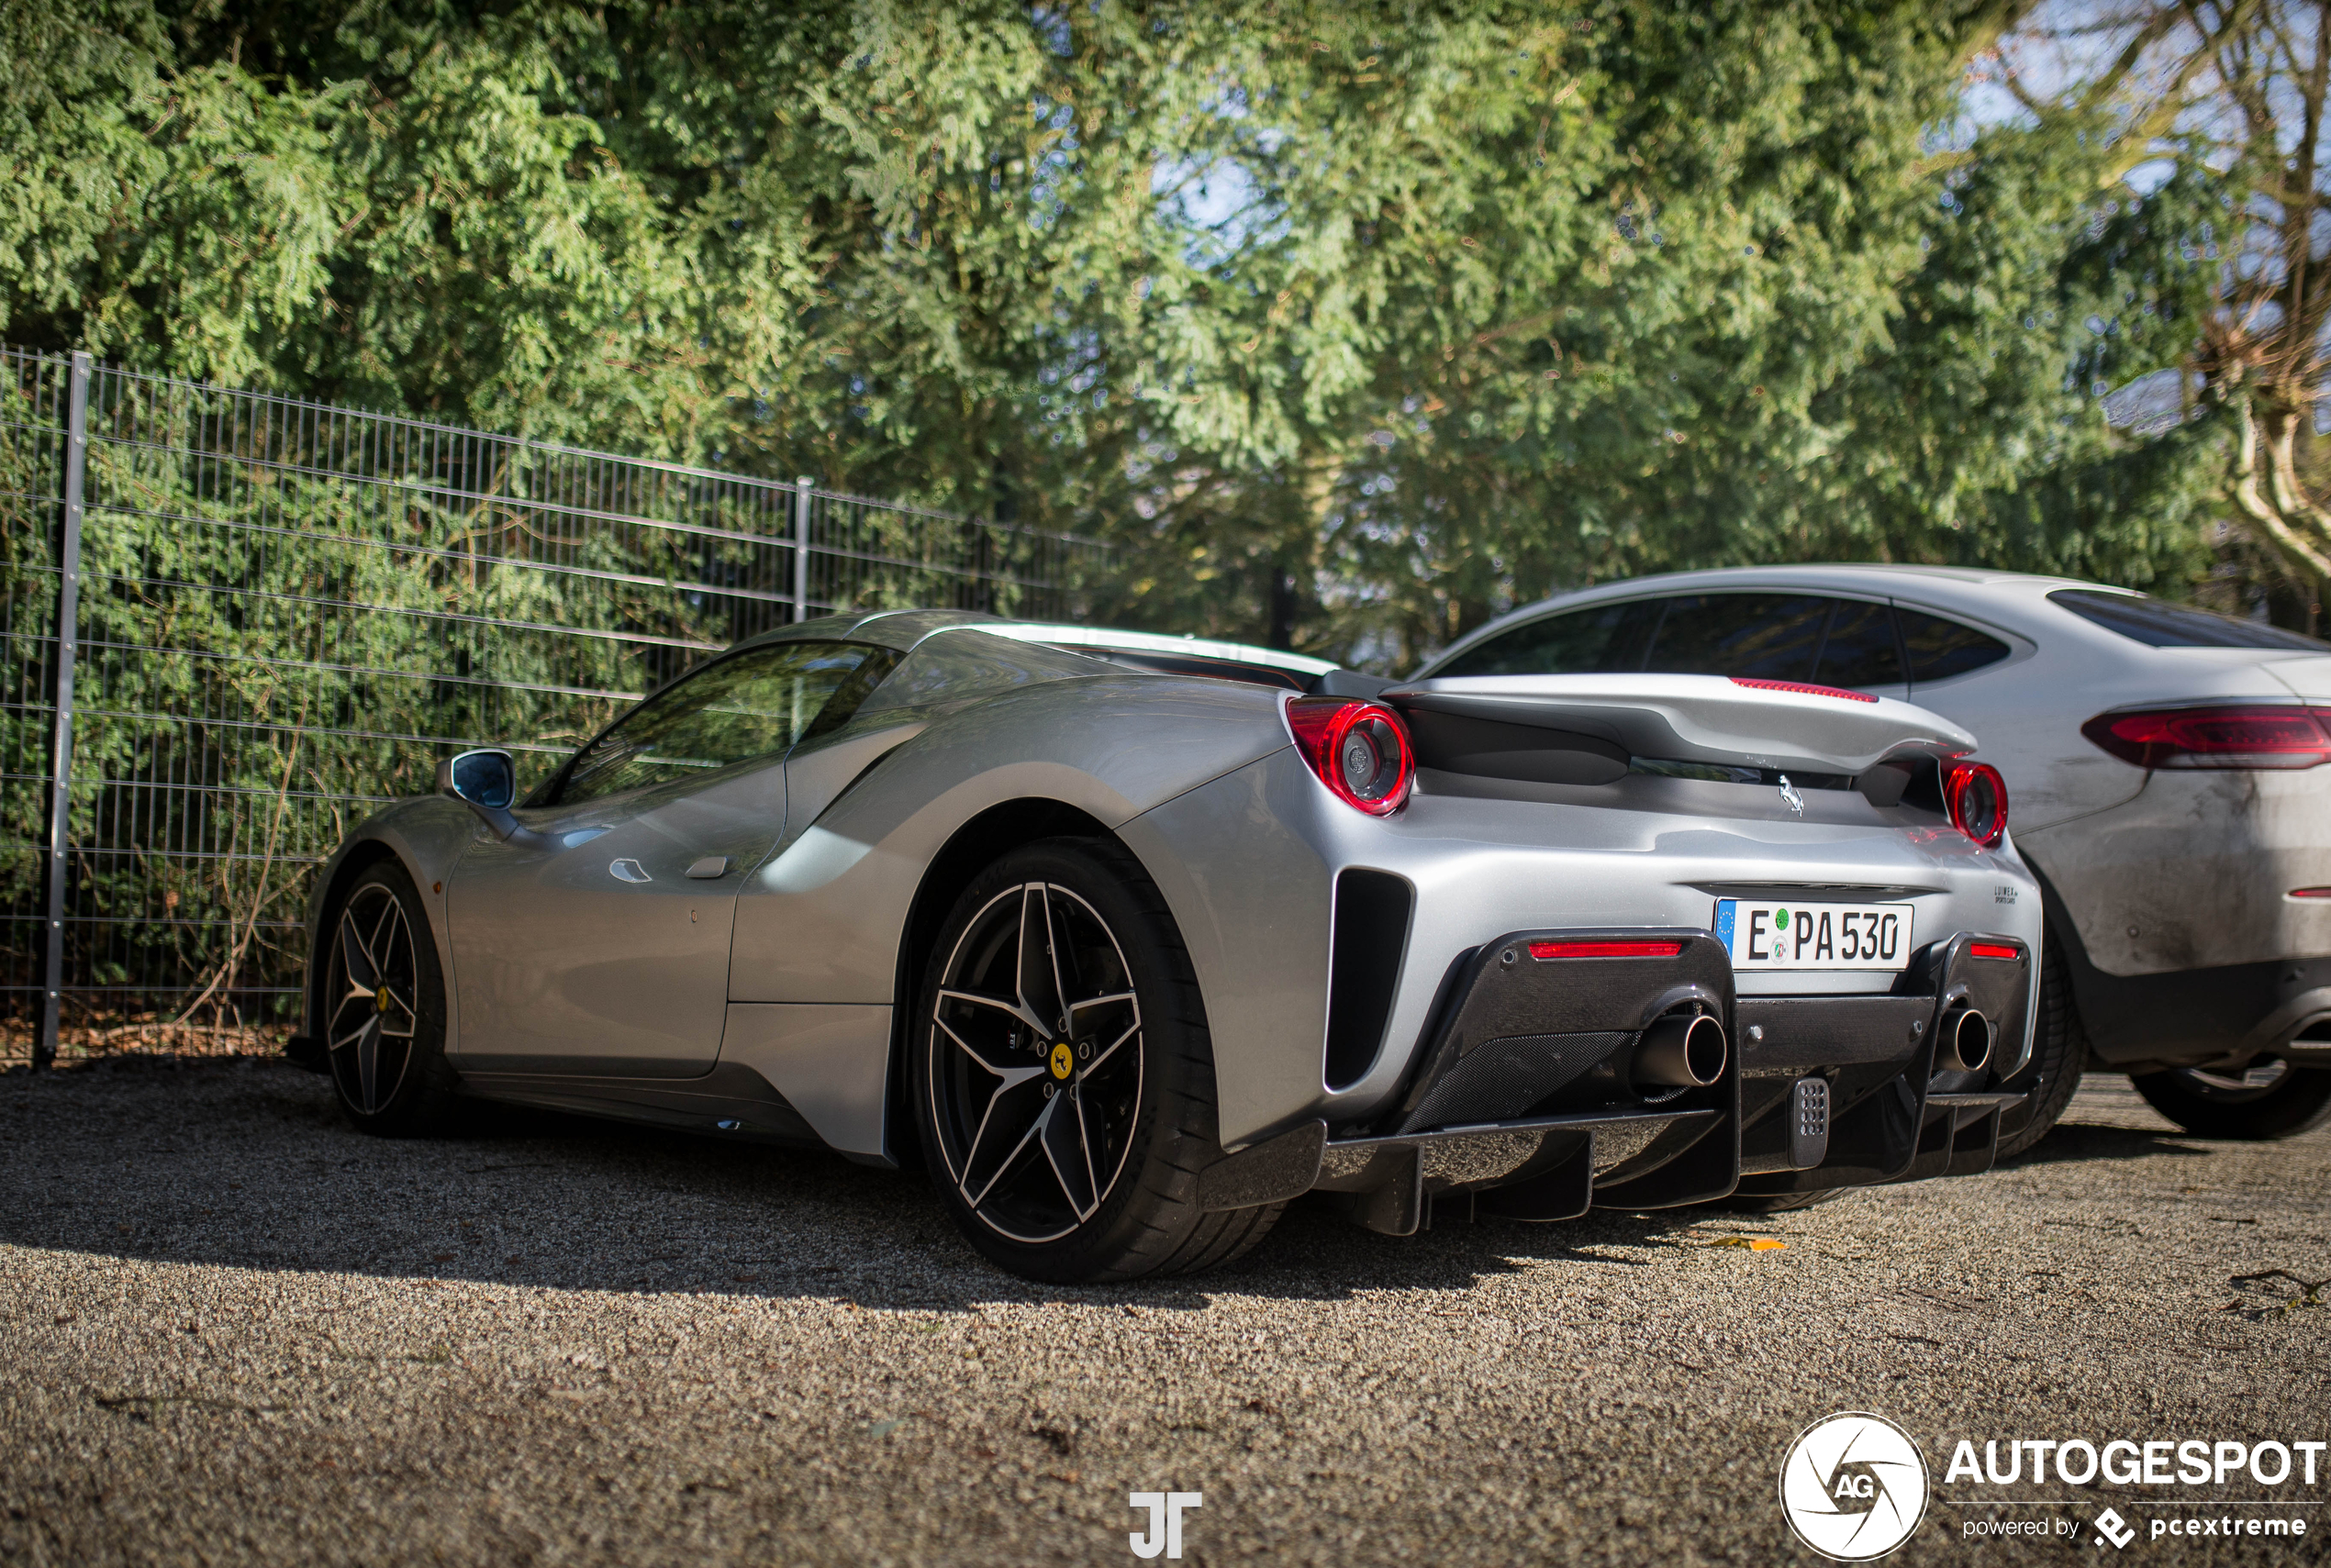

left=552, top=641, right=883, bottom=806
left=1812, top=599, right=1904, bottom=688
left=1645, top=594, right=1831, bottom=678
left=1898, top=608, right=2012, bottom=685
left=1434, top=600, right=1660, bottom=676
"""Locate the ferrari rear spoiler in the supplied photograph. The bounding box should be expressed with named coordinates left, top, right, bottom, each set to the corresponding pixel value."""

left=1377, top=673, right=1978, bottom=800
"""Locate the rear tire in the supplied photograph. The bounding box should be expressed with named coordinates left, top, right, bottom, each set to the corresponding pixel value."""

left=2130, top=1060, right=2331, bottom=1140
left=1997, top=928, right=2087, bottom=1159
left=911, top=838, right=1283, bottom=1284
left=321, top=862, right=458, bottom=1137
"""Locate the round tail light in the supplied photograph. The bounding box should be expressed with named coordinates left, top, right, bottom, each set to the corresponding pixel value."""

left=1944, top=760, right=2008, bottom=848
left=1285, top=697, right=1414, bottom=816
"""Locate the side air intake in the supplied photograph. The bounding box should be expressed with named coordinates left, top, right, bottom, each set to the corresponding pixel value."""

left=1323, top=869, right=1413, bottom=1091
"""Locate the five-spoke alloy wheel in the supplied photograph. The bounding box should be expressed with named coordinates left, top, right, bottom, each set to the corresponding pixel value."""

left=913, top=839, right=1286, bottom=1283
left=927, top=880, right=1144, bottom=1243
left=324, top=862, right=453, bottom=1135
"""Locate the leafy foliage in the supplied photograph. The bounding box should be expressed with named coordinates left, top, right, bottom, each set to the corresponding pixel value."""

left=0, top=0, right=2231, bottom=675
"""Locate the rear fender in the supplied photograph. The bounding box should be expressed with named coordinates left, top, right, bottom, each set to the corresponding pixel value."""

left=729, top=675, right=1290, bottom=1006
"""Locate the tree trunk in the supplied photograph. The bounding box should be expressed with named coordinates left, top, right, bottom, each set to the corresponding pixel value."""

left=2229, top=397, right=2331, bottom=590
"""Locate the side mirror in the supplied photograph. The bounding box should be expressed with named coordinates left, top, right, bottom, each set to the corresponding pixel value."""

left=437, top=749, right=517, bottom=810
left=435, top=749, right=553, bottom=849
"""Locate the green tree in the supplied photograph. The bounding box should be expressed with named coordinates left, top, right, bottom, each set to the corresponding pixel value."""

left=0, top=0, right=2246, bottom=669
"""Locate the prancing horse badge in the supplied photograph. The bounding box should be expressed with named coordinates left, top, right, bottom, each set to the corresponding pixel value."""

left=1778, top=774, right=1805, bottom=816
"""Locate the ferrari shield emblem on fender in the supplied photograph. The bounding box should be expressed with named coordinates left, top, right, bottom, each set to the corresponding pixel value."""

left=1778, top=774, right=1805, bottom=816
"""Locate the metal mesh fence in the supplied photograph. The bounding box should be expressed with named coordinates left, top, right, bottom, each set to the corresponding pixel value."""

left=0, top=347, right=1105, bottom=1065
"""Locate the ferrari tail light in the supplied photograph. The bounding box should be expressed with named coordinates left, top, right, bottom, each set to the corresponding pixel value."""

left=2081, top=704, right=2331, bottom=770
left=1943, top=760, right=2008, bottom=848
left=1285, top=696, right=1414, bottom=816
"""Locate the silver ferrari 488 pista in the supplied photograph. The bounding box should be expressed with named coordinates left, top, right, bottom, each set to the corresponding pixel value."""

left=295, top=608, right=2043, bottom=1281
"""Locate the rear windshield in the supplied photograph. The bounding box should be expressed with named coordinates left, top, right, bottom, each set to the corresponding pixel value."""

left=2048, top=589, right=2331, bottom=651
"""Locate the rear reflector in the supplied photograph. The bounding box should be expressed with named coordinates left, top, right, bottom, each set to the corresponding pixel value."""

left=1968, top=941, right=2022, bottom=961
left=1529, top=940, right=1687, bottom=960
left=1729, top=676, right=1879, bottom=704
left=2082, top=704, right=2331, bottom=770
left=2289, top=887, right=2331, bottom=899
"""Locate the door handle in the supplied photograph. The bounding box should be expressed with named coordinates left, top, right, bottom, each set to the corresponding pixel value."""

left=686, top=856, right=731, bottom=879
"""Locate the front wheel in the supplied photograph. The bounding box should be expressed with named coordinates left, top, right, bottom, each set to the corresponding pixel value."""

left=911, top=838, right=1282, bottom=1283
left=2131, top=1060, right=2331, bottom=1140
left=323, top=861, right=457, bottom=1136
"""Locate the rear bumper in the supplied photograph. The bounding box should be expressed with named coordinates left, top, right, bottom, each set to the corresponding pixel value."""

left=1200, top=928, right=2035, bottom=1230
left=2028, top=860, right=2331, bottom=1069
left=2064, top=950, right=2331, bottom=1070
left=2020, top=769, right=2331, bottom=978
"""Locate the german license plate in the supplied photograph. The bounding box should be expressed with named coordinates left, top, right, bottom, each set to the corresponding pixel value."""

left=1713, top=899, right=1913, bottom=972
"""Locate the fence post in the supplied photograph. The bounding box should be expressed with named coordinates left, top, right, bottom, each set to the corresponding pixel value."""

left=39, top=351, right=92, bottom=1070
left=793, top=476, right=814, bottom=622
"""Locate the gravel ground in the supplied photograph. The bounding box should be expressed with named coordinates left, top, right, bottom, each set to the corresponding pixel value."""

left=2, top=1060, right=2325, bottom=1566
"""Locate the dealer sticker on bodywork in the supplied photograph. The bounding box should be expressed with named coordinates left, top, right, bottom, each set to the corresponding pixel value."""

left=1715, top=900, right=1913, bottom=972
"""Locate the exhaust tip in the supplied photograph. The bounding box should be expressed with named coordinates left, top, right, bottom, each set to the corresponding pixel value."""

left=1937, top=1006, right=1991, bottom=1074
left=1636, top=1011, right=1728, bottom=1088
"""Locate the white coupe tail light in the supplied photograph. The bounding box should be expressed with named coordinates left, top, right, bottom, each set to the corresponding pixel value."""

left=1943, top=760, right=2008, bottom=848
left=1285, top=696, right=1414, bottom=816
left=2081, top=704, right=2331, bottom=770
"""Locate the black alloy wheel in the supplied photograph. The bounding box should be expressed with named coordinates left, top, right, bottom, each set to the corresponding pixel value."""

left=913, top=838, right=1284, bottom=1283
left=2132, top=1058, right=2331, bottom=1140
left=324, top=862, right=455, bottom=1136
left=928, top=877, right=1145, bottom=1244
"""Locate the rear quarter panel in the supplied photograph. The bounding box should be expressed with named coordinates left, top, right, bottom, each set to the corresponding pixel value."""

left=727, top=674, right=1291, bottom=1003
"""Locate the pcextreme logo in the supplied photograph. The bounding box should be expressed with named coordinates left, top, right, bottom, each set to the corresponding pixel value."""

left=1780, top=1412, right=1932, bottom=1562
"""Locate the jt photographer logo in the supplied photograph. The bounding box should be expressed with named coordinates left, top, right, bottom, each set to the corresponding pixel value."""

left=1780, top=1413, right=1931, bottom=1561
left=1128, top=1491, right=1200, bottom=1560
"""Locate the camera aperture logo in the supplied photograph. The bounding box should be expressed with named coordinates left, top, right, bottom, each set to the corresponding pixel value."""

left=1780, top=1412, right=1931, bottom=1562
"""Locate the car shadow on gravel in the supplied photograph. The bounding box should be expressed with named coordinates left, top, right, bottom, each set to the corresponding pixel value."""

left=1996, top=1119, right=2215, bottom=1169
left=0, top=1058, right=1794, bottom=1316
